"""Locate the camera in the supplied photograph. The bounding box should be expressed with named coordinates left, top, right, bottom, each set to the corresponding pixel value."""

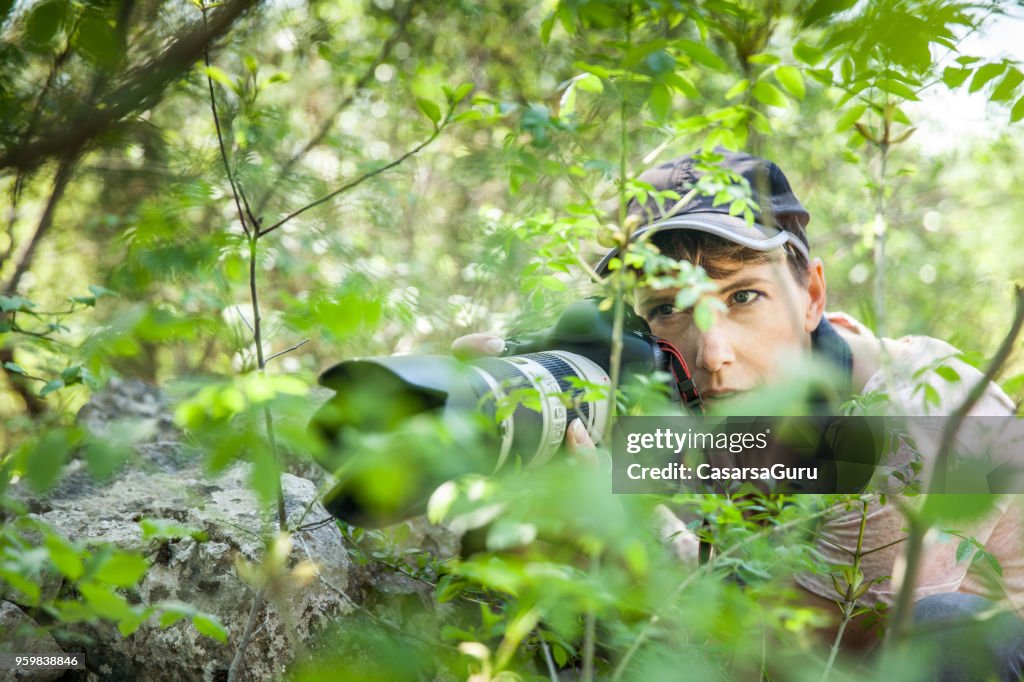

left=310, top=298, right=702, bottom=526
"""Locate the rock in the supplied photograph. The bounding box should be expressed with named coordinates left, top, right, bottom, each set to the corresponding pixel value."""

left=8, top=379, right=460, bottom=681
left=0, top=601, right=65, bottom=682
left=9, top=380, right=361, bottom=681
left=28, top=463, right=357, bottom=681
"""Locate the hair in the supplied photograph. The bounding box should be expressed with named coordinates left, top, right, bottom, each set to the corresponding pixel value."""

left=648, top=230, right=810, bottom=285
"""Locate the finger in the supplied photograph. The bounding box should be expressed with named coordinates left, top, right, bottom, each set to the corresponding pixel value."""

left=566, top=418, right=599, bottom=467
left=452, top=334, right=506, bottom=360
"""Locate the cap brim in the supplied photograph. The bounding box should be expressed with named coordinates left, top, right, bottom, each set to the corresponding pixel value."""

left=594, top=212, right=809, bottom=276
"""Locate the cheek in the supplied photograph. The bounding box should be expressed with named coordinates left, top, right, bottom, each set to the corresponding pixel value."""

left=650, top=319, right=700, bottom=358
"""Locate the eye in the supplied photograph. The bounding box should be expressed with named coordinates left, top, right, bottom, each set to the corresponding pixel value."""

left=647, top=303, right=677, bottom=320
left=730, top=290, right=762, bottom=305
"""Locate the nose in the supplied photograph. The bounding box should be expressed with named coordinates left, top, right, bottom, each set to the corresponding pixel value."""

left=696, top=318, right=735, bottom=374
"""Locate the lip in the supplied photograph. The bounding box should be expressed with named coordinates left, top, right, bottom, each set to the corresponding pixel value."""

left=702, top=389, right=745, bottom=400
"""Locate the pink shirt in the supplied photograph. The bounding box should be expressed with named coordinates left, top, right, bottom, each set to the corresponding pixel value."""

left=794, top=314, right=1023, bottom=609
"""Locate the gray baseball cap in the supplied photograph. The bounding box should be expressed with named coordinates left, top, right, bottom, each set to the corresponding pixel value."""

left=595, top=149, right=811, bottom=275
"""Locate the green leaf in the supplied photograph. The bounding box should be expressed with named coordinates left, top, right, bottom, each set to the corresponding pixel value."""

left=3, top=361, right=26, bottom=375
left=676, top=39, right=725, bottom=71
left=801, top=0, right=857, bottom=27
left=61, top=365, right=82, bottom=384
left=26, top=0, right=67, bottom=47
left=935, top=366, right=960, bottom=383
left=836, top=103, right=868, bottom=132
left=539, top=275, right=566, bottom=292
left=573, top=61, right=612, bottom=78
left=453, top=110, right=483, bottom=123
left=448, top=82, right=474, bottom=104
left=40, top=378, right=64, bottom=397
left=1011, top=96, right=1024, bottom=123
left=416, top=97, right=442, bottom=125
left=955, top=538, right=973, bottom=564
left=774, top=66, right=805, bottom=100
left=921, top=494, right=997, bottom=523
left=990, top=68, right=1024, bottom=103
left=540, top=11, right=556, bottom=44
left=724, top=79, right=749, bottom=100
left=969, top=63, right=1005, bottom=94
left=23, top=427, right=81, bottom=491
left=575, top=73, right=603, bottom=93
left=248, top=443, right=280, bottom=508
left=75, top=11, right=121, bottom=68
left=1001, top=373, right=1024, bottom=395
left=45, top=534, right=83, bottom=581
left=694, top=299, right=714, bottom=332
left=752, top=81, right=787, bottom=108
left=193, top=613, right=228, bottom=643
left=793, top=42, right=823, bottom=66
left=663, top=73, right=697, bottom=99
left=78, top=583, right=135, bottom=621
left=877, top=78, right=919, bottom=101
left=87, top=284, right=118, bottom=299
left=0, top=294, right=36, bottom=312
left=158, top=601, right=202, bottom=627
left=0, top=568, right=41, bottom=605
left=141, top=518, right=208, bottom=542
left=94, top=551, right=148, bottom=587
left=649, top=83, right=671, bottom=120
left=83, top=439, right=131, bottom=481
left=202, top=65, right=235, bottom=91
left=942, top=67, right=972, bottom=89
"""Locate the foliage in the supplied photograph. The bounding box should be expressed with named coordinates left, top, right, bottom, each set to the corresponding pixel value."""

left=1, top=0, right=1022, bottom=680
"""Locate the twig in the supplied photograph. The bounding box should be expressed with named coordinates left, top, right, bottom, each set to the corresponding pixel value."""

left=295, top=532, right=459, bottom=652
left=536, top=628, right=560, bottom=682
left=820, top=499, right=870, bottom=682
left=255, top=3, right=413, bottom=216
left=226, top=586, right=265, bottom=682
left=1, top=30, right=77, bottom=273
left=265, top=338, right=310, bottom=363
left=258, top=125, right=446, bottom=238
left=234, top=305, right=254, bottom=333
left=3, top=154, right=79, bottom=295
left=202, top=5, right=250, bottom=238
left=0, top=0, right=259, bottom=172
left=200, top=0, right=286, bottom=531
left=262, top=403, right=287, bottom=529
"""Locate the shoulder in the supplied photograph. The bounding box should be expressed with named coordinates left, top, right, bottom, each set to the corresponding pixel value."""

left=868, top=334, right=1014, bottom=416
left=825, top=312, right=1015, bottom=416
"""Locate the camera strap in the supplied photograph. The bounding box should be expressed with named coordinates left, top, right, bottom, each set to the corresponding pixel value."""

left=656, top=339, right=704, bottom=414
left=810, top=316, right=853, bottom=394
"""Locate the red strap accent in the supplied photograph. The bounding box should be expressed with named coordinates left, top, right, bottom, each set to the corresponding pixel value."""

left=656, top=339, right=704, bottom=413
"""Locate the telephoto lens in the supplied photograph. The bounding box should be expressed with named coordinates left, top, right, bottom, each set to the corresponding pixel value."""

left=310, top=299, right=698, bottom=526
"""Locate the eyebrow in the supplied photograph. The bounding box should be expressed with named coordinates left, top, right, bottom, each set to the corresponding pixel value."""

left=638, top=276, right=771, bottom=315
left=716, top=277, right=770, bottom=296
